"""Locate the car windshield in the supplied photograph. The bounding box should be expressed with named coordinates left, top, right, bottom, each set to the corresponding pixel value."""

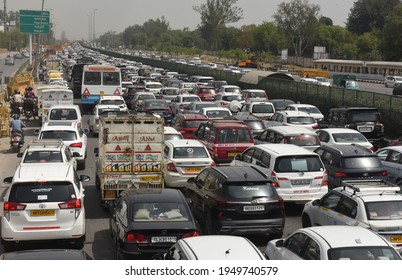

left=274, top=156, right=324, bottom=172
left=224, top=183, right=275, bottom=199
left=297, top=107, right=321, bottom=114
left=183, top=120, right=206, bottom=128
left=9, top=182, right=76, bottom=203
left=49, top=109, right=78, bottom=120
left=222, top=95, right=242, bottom=101
left=138, top=95, right=155, bottom=100
left=133, top=202, right=190, bottom=222
left=145, top=101, right=169, bottom=109
left=252, top=104, right=274, bottom=113
left=285, top=135, right=319, bottom=146
left=173, top=147, right=209, bottom=158
left=195, top=103, right=216, bottom=110
left=366, top=201, right=402, bottom=220
left=40, top=130, right=77, bottom=141
left=225, top=88, right=240, bottom=93
left=206, top=110, right=230, bottom=118
left=287, top=117, right=315, bottom=124
left=23, top=151, right=63, bottom=163
left=328, top=247, right=400, bottom=260
left=333, top=133, right=367, bottom=143
left=342, top=157, right=382, bottom=169
left=182, top=96, right=200, bottom=102
left=249, top=92, right=266, bottom=98
left=199, top=88, right=215, bottom=94
left=162, top=89, right=180, bottom=96
left=349, top=110, right=381, bottom=122
left=100, top=99, right=125, bottom=105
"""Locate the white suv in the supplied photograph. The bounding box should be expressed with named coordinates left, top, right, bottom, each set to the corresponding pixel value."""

left=99, top=95, right=128, bottom=112
left=1, top=164, right=90, bottom=252
left=302, top=180, right=402, bottom=248
left=230, top=144, right=328, bottom=203
left=37, top=121, right=88, bottom=170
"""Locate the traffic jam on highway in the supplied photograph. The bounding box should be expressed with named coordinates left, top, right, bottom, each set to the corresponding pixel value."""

left=2, top=42, right=402, bottom=261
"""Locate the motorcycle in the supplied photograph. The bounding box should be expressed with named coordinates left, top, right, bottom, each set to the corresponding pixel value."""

left=10, top=132, right=23, bottom=152
left=24, top=109, right=33, bottom=121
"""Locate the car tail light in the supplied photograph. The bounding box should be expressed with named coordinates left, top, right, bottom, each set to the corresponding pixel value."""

left=271, top=171, right=279, bottom=187
left=379, top=170, right=388, bottom=176
left=182, top=231, right=200, bottom=239
left=273, top=198, right=285, bottom=216
left=167, top=162, right=178, bottom=172
left=179, top=129, right=186, bottom=134
left=213, top=147, right=218, bottom=157
left=210, top=161, right=216, bottom=167
left=3, top=202, right=26, bottom=221
left=125, top=232, right=148, bottom=244
left=370, top=146, right=376, bottom=153
left=70, top=142, right=83, bottom=148
left=179, top=104, right=185, bottom=109
left=59, top=199, right=82, bottom=218
left=335, top=172, right=347, bottom=178
left=312, top=124, right=319, bottom=130
left=164, top=109, right=172, bottom=114
left=220, top=102, right=226, bottom=106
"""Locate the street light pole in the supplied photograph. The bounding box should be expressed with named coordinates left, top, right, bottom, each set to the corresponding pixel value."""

left=92, top=9, right=97, bottom=43
left=88, top=13, right=92, bottom=42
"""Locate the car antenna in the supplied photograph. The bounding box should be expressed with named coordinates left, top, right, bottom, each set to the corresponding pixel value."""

left=244, top=173, right=248, bottom=180
left=225, top=249, right=231, bottom=255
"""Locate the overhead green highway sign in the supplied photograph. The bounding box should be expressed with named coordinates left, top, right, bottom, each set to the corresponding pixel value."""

left=19, top=10, right=50, bottom=34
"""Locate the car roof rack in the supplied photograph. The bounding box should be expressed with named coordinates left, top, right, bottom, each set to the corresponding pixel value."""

left=28, top=139, right=64, bottom=149
left=341, top=180, right=401, bottom=195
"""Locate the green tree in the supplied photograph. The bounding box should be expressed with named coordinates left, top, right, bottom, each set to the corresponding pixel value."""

left=234, top=25, right=256, bottom=50
left=253, top=21, right=287, bottom=54
left=356, top=31, right=381, bottom=60
left=273, top=0, right=320, bottom=57
left=193, top=0, right=243, bottom=50
left=319, top=16, right=333, bottom=26
left=380, top=4, right=402, bottom=61
left=346, top=0, right=400, bottom=35
left=316, top=25, right=355, bottom=58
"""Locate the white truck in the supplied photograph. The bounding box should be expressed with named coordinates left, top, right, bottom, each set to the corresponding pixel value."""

left=94, top=114, right=164, bottom=206
left=37, top=85, right=73, bottom=124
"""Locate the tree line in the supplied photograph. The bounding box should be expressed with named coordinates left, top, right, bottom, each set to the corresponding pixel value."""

left=98, top=0, right=402, bottom=62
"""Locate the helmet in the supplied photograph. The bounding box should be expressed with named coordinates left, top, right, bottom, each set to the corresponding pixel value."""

left=28, top=86, right=33, bottom=90
left=13, top=114, right=19, bottom=120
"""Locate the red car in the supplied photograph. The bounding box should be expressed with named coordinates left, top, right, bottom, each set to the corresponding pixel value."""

left=171, top=114, right=208, bottom=139
left=191, top=85, right=217, bottom=102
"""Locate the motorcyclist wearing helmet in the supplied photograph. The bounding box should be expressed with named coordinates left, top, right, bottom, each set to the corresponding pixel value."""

left=9, top=114, right=26, bottom=143
left=24, top=86, right=35, bottom=99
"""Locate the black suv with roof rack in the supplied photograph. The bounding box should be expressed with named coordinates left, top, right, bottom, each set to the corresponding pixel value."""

left=314, top=144, right=388, bottom=189
left=318, top=107, right=384, bottom=143
left=183, top=166, right=285, bottom=238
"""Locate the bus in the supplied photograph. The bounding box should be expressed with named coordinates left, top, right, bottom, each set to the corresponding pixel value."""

left=81, top=65, right=122, bottom=110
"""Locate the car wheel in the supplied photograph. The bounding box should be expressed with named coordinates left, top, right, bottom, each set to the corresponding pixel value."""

left=2, top=241, right=14, bottom=252
left=78, top=159, right=86, bottom=170
left=302, top=214, right=312, bottom=228
left=95, top=175, right=101, bottom=190
left=73, top=236, right=85, bottom=249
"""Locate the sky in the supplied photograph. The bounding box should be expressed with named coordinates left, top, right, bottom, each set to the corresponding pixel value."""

left=8, top=0, right=355, bottom=40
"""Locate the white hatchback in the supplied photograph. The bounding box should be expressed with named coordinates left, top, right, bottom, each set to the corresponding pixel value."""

left=163, top=139, right=215, bottom=188
left=1, top=165, right=90, bottom=252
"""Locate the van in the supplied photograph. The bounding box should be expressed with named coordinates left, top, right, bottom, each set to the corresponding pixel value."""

left=230, top=144, right=328, bottom=203
left=37, top=86, right=73, bottom=124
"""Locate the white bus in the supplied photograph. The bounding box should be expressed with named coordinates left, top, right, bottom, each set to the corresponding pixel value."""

left=81, top=65, right=122, bottom=108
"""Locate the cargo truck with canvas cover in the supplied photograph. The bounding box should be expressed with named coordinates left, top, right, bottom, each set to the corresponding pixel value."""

left=94, top=114, right=164, bottom=206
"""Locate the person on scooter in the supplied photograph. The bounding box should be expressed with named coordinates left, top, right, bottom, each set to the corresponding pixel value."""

left=23, top=96, right=36, bottom=120
left=9, top=114, right=26, bottom=144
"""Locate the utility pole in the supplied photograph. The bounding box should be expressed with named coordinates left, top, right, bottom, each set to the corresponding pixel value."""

left=92, top=9, right=97, bottom=43
left=3, top=0, right=6, bottom=32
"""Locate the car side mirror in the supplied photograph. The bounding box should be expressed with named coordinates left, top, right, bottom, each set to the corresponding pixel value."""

left=187, top=177, right=195, bottom=184
left=83, top=128, right=89, bottom=134
left=80, top=175, right=91, bottom=182
left=234, top=154, right=241, bottom=160
left=275, top=239, right=284, bottom=247
left=152, top=253, right=165, bottom=260
left=94, top=147, right=99, bottom=157
left=312, top=199, right=320, bottom=206
left=34, top=128, right=40, bottom=135
left=3, top=177, right=13, bottom=184
left=17, top=152, right=23, bottom=158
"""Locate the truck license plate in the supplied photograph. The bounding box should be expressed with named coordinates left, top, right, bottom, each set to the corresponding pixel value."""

left=140, top=176, right=160, bottom=181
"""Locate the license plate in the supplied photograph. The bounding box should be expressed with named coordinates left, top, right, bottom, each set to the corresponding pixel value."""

left=358, top=126, right=373, bottom=132
left=390, top=235, right=402, bottom=243
left=227, top=152, right=240, bottom=157
left=140, top=176, right=161, bottom=182
left=244, top=205, right=265, bottom=212
left=292, top=179, right=311, bottom=185
left=151, top=236, right=177, bottom=243
left=30, top=210, right=55, bottom=216
left=100, top=91, right=104, bottom=95
left=185, top=168, right=202, bottom=173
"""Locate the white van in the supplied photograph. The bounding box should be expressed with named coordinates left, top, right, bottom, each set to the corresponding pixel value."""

left=230, top=144, right=328, bottom=203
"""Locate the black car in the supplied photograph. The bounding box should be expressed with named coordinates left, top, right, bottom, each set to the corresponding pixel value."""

left=183, top=166, right=285, bottom=238
left=122, top=86, right=137, bottom=109
left=138, top=99, right=173, bottom=124
left=314, top=144, right=388, bottom=189
left=110, top=189, right=199, bottom=259
left=225, top=114, right=266, bottom=136
left=317, top=107, right=384, bottom=142
left=393, top=83, right=402, bottom=96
